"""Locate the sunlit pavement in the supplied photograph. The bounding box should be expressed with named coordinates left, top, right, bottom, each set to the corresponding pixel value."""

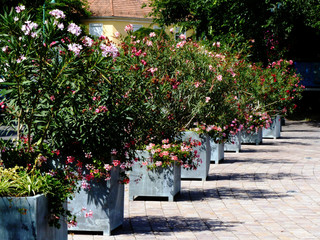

left=69, top=120, right=320, bottom=239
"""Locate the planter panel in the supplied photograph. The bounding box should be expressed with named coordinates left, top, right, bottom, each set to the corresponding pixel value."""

left=181, top=131, right=211, bottom=181
left=241, top=128, right=263, bottom=145
left=0, top=194, right=67, bottom=240
left=224, top=131, right=241, bottom=153
left=129, top=151, right=181, bottom=201
left=68, top=166, right=124, bottom=236
left=210, top=140, right=224, bottom=164
left=263, top=115, right=281, bottom=139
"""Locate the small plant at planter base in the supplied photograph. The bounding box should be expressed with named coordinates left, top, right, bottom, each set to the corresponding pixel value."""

left=0, top=153, right=78, bottom=229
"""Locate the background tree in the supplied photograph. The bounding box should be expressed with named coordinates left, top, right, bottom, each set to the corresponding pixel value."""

left=145, top=0, right=320, bottom=63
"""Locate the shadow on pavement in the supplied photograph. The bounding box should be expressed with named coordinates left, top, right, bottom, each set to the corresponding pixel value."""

left=178, top=186, right=289, bottom=202
left=112, top=215, right=241, bottom=235
left=222, top=157, right=293, bottom=164
left=207, top=172, right=302, bottom=182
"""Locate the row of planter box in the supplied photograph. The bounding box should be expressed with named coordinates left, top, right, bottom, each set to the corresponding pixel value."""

left=1, top=116, right=281, bottom=239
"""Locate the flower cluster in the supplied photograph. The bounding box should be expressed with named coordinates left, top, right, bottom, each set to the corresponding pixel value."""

left=67, top=22, right=82, bottom=36
left=140, top=139, right=201, bottom=170
left=21, top=20, right=38, bottom=37
left=242, top=111, right=272, bottom=133
left=49, top=9, right=66, bottom=19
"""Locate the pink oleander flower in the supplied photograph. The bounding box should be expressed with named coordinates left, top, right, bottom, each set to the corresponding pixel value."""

left=141, top=59, right=147, bottom=65
left=113, top=160, right=120, bottom=166
left=57, top=23, right=64, bottom=30
left=162, top=139, right=169, bottom=144
left=68, top=43, right=82, bottom=56
left=213, top=41, right=220, bottom=47
left=194, top=82, right=200, bottom=88
left=161, top=144, right=171, bottom=149
left=2, top=46, right=8, bottom=52
left=16, top=55, right=26, bottom=63
left=217, top=75, right=223, bottom=81
left=67, top=23, right=82, bottom=36
left=66, top=156, right=75, bottom=164
left=142, top=161, right=148, bottom=166
left=161, top=151, right=169, bottom=156
left=100, top=43, right=119, bottom=58
left=104, top=164, right=112, bottom=171
left=124, top=24, right=133, bottom=32
left=146, top=143, right=156, bottom=150
left=170, top=28, right=174, bottom=33
left=21, top=21, right=38, bottom=36
left=120, top=163, right=126, bottom=169
left=114, top=32, right=120, bottom=38
left=85, top=210, right=93, bottom=218
left=148, top=67, right=158, bottom=74
left=82, top=36, right=94, bottom=47
left=176, top=41, right=186, bottom=48
left=205, top=97, right=211, bottom=103
left=171, top=155, right=178, bottom=161
left=149, top=32, right=156, bottom=37
left=146, top=40, right=153, bottom=46
left=179, top=34, right=186, bottom=40
left=155, top=161, right=162, bottom=166
left=49, top=9, right=66, bottom=19
left=15, top=5, right=25, bottom=13
left=81, top=180, right=91, bottom=190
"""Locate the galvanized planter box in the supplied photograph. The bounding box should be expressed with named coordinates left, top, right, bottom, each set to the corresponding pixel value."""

left=224, top=131, right=241, bottom=153
left=68, top=166, right=124, bottom=236
left=180, top=131, right=211, bottom=181
left=263, top=115, right=281, bottom=139
left=129, top=151, right=181, bottom=202
left=241, top=128, right=263, bottom=145
left=210, top=139, right=224, bottom=164
left=0, top=194, right=67, bottom=240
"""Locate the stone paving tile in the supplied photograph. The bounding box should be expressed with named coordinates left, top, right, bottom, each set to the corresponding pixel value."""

left=69, top=120, right=320, bottom=239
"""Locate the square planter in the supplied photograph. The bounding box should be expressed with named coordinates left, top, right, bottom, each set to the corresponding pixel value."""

left=224, top=131, right=241, bottom=153
left=210, top=139, right=224, bottom=164
left=180, top=131, right=211, bottom=181
left=0, top=194, right=67, bottom=240
left=129, top=151, right=181, bottom=202
left=280, top=116, right=285, bottom=132
left=241, top=128, right=263, bottom=145
left=263, top=115, right=281, bottom=139
left=68, top=166, right=124, bottom=236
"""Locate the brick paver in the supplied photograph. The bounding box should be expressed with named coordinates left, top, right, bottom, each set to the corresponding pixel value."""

left=70, top=120, right=320, bottom=239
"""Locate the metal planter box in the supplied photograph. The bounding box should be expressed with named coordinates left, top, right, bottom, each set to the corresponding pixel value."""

left=224, top=131, right=241, bottom=153
left=0, top=194, right=67, bottom=240
left=263, top=115, right=281, bottom=139
left=129, top=151, right=181, bottom=202
left=210, top=139, right=224, bottom=164
left=68, top=166, right=124, bottom=236
left=241, top=128, right=263, bottom=145
left=180, top=131, right=211, bottom=181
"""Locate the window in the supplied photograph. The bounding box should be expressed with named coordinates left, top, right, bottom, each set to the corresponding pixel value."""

left=132, top=24, right=143, bottom=32
left=89, top=23, right=103, bottom=37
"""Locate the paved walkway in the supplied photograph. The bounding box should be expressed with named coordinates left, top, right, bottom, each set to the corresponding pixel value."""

left=69, top=120, right=320, bottom=240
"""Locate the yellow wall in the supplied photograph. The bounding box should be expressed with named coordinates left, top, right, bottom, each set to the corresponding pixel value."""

left=83, top=18, right=194, bottom=44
